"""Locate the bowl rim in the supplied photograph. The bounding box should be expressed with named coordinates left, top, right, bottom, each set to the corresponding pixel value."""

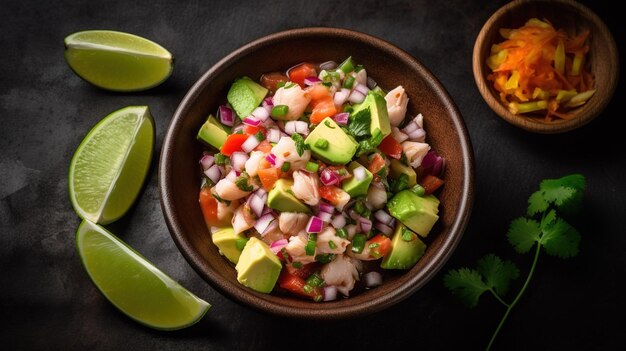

left=472, top=0, right=619, bottom=134
left=159, top=26, right=475, bottom=319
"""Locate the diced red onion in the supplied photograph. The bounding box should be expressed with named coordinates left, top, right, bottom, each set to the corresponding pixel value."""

left=318, top=201, right=335, bottom=214
left=333, top=88, right=350, bottom=106
left=392, top=127, right=409, bottom=143
left=252, top=107, right=270, bottom=121
left=331, top=214, right=346, bottom=229
left=262, top=97, right=274, bottom=114
left=332, top=112, right=349, bottom=125
left=306, top=216, right=323, bottom=233
left=232, top=124, right=244, bottom=134
left=402, top=121, right=418, bottom=134
left=294, top=121, right=309, bottom=135
left=254, top=188, right=267, bottom=203
left=319, top=61, right=338, bottom=70
left=358, top=217, right=372, bottom=233
left=364, top=271, right=383, bottom=288
left=304, top=76, right=322, bottom=86
left=284, top=121, right=296, bottom=135
left=241, top=135, right=261, bottom=153
left=374, top=210, right=394, bottom=226
left=199, top=154, right=214, bottom=170
left=366, top=77, right=377, bottom=89
left=247, top=195, right=265, bottom=218
left=354, top=83, right=369, bottom=95
left=218, top=105, right=234, bottom=126
left=266, top=153, right=277, bottom=166
left=230, top=152, right=249, bottom=172
left=353, top=166, right=367, bottom=181
left=421, top=150, right=438, bottom=170
left=348, top=90, right=365, bottom=104
left=323, top=285, right=338, bottom=301
left=204, top=165, right=221, bottom=184
left=320, top=168, right=340, bottom=186
left=254, top=213, right=275, bottom=235
left=280, top=131, right=289, bottom=137
left=408, top=128, right=426, bottom=141
left=242, top=117, right=261, bottom=127
left=267, top=129, right=280, bottom=143
left=269, top=239, right=289, bottom=255
left=225, top=170, right=239, bottom=182
left=374, top=221, right=393, bottom=236
left=345, top=224, right=357, bottom=239
left=318, top=211, right=332, bottom=223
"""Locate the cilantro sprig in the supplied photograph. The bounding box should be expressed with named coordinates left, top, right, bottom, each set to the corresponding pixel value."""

left=444, top=174, right=585, bottom=350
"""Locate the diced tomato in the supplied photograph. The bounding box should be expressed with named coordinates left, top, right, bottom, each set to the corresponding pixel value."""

left=287, top=62, right=317, bottom=87
left=220, top=133, right=249, bottom=156
left=259, top=157, right=272, bottom=170
left=286, top=262, right=320, bottom=280
left=278, top=269, right=322, bottom=301
left=258, top=167, right=281, bottom=191
left=368, top=153, right=386, bottom=175
left=199, top=187, right=221, bottom=227
left=310, top=96, right=337, bottom=124
left=378, top=135, right=403, bottom=159
left=255, top=139, right=273, bottom=153
left=260, top=72, right=289, bottom=92
left=306, top=83, right=331, bottom=101
left=420, top=174, right=445, bottom=195
left=319, top=186, right=344, bottom=206
left=243, top=124, right=265, bottom=136
left=366, top=234, right=392, bottom=259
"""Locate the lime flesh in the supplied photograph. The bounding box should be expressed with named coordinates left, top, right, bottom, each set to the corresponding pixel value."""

left=76, top=220, right=210, bottom=330
left=69, top=106, right=154, bottom=224
left=64, top=30, right=173, bottom=91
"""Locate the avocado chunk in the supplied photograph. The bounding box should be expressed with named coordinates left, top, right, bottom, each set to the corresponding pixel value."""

left=267, top=179, right=310, bottom=213
left=304, top=117, right=358, bottom=165
left=212, top=227, right=247, bottom=264
left=350, top=91, right=391, bottom=138
left=227, top=76, right=268, bottom=119
left=381, top=223, right=426, bottom=269
left=342, top=161, right=373, bottom=197
left=390, top=159, right=417, bottom=187
left=235, top=237, right=282, bottom=293
left=197, top=114, right=230, bottom=149
left=387, top=190, right=440, bottom=237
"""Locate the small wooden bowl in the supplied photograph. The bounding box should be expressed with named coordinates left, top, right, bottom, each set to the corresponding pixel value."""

left=473, top=0, right=619, bottom=133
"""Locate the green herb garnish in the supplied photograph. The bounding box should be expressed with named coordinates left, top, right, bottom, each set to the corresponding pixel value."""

left=281, top=161, right=291, bottom=172
left=235, top=172, right=253, bottom=192
left=291, top=133, right=309, bottom=156
left=254, top=131, right=265, bottom=141
left=444, top=174, right=585, bottom=350
left=347, top=108, right=371, bottom=139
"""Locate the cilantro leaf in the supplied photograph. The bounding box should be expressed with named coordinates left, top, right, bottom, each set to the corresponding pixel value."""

left=527, top=190, right=548, bottom=216
left=348, top=108, right=371, bottom=139
left=477, top=254, right=520, bottom=296
left=540, top=209, right=557, bottom=230
left=541, top=184, right=576, bottom=206
left=356, top=128, right=384, bottom=157
left=443, top=268, right=489, bottom=308
left=546, top=174, right=586, bottom=191
left=540, top=218, right=581, bottom=258
left=291, top=133, right=309, bottom=157
left=507, top=217, right=541, bottom=253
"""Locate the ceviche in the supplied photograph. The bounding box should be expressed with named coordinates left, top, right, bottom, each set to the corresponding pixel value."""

left=196, top=57, right=446, bottom=302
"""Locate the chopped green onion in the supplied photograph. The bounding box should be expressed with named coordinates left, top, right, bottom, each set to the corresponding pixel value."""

left=343, top=106, right=354, bottom=114
left=306, top=273, right=325, bottom=287
left=254, top=131, right=265, bottom=141
left=235, top=238, right=248, bottom=251
left=305, top=161, right=319, bottom=173
left=280, top=248, right=291, bottom=263
left=335, top=228, right=348, bottom=239
left=315, top=253, right=335, bottom=264
left=305, top=233, right=317, bottom=256
left=314, top=138, right=329, bottom=149
left=410, top=184, right=426, bottom=196
left=271, top=105, right=289, bottom=117
left=351, top=233, right=366, bottom=254
left=276, top=81, right=286, bottom=89
left=328, top=240, right=337, bottom=249
left=401, top=228, right=415, bottom=242
left=303, top=284, right=313, bottom=293
left=324, top=120, right=335, bottom=129
left=368, top=243, right=380, bottom=249
left=354, top=200, right=371, bottom=218
left=338, top=56, right=355, bottom=73
left=291, top=261, right=302, bottom=269
left=343, top=75, right=355, bottom=89
left=281, top=161, right=291, bottom=172
left=322, top=82, right=332, bottom=87
left=214, top=153, right=229, bottom=165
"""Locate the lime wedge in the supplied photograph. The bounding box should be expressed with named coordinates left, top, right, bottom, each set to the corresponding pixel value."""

left=64, top=30, right=173, bottom=91
left=76, top=220, right=210, bottom=330
left=69, top=106, right=154, bottom=224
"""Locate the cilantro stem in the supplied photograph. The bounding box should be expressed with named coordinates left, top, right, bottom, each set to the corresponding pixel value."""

left=488, top=289, right=510, bottom=308
left=486, top=243, right=541, bottom=351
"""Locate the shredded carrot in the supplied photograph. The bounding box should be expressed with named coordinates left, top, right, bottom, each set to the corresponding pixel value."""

left=487, top=18, right=595, bottom=121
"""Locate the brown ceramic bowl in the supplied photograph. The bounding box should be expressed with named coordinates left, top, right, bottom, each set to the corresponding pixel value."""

left=473, top=0, right=619, bottom=133
left=159, top=27, right=474, bottom=319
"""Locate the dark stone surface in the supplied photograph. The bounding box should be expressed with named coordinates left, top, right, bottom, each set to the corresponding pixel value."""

left=1, top=0, right=623, bottom=349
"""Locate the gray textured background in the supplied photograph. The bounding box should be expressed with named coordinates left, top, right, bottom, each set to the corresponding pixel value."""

left=2, top=0, right=624, bottom=349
